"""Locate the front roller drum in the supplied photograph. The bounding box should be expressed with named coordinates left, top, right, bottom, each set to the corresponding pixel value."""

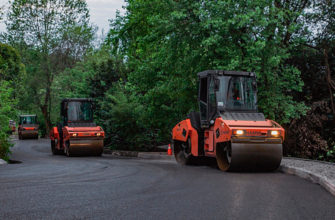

left=20, top=131, right=38, bottom=139
left=67, top=139, right=104, bottom=156
left=216, top=143, right=282, bottom=172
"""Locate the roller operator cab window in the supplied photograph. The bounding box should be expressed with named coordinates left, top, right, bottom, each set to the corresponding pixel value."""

left=20, top=116, right=37, bottom=124
left=67, top=101, right=93, bottom=122
left=216, top=76, right=257, bottom=111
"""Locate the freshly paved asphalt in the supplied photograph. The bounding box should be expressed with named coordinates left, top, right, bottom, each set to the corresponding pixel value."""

left=0, top=139, right=334, bottom=220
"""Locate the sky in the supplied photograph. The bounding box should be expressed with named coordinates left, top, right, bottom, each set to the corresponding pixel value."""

left=0, top=0, right=126, bottom=33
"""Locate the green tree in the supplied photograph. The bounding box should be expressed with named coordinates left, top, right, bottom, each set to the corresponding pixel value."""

left=0, top=43, right=25, bottom=160
left=305, top=0, right=335, bottom=115
left=104, top=0, right=309, bottom=148
left=5, top=0, right=95, bottom=134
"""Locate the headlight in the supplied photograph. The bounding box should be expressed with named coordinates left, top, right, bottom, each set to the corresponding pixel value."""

left=235, top=130, right=244, bottom=135
left=96, top=133, right=101, bottom=137
left=72, top=133, right=78, bottom=137
left=271, top=131, right=279, bottom=136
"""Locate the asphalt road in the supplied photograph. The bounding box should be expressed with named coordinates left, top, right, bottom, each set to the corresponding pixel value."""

left=0, top=139, right=335, bottom=220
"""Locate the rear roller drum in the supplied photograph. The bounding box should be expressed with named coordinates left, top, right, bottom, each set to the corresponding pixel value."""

left=51, top=140, right=63, bottom=155
left=174, top=138, right=194, bottom=165
left=65, top=141, right=72, bottom=157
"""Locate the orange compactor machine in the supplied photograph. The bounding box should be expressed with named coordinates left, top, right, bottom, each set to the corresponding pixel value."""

left=50, top=98, right=104, bottom=156
left=172, top=70, right=284, bottom=171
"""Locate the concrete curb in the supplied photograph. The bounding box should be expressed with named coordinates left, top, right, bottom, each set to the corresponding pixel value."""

left=103, top=149, right=138, bottom=157
left=0, top=159, right=8, bottom=165
left=103, top=149, right=174, bottom=160
left=138, top=152, right=175, bottom=160
left=279, top=164, right=335, bottom=197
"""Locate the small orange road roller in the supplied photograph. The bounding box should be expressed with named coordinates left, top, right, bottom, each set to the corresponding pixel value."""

left=172, top=70, right=285, bottom=171
left=50, top=98, right=105, bottom=156
left=18, top=115, right=39, bottom=139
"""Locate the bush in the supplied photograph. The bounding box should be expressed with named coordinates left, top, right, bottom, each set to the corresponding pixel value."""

left=284, top=101, right=335, bottom=161
left=97, top=83, right=154, bottom=150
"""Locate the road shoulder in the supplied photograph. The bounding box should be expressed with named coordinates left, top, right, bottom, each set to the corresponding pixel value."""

left=280, top=158, right=335, bottom=196
left=0, top=159, right=7, bottom=165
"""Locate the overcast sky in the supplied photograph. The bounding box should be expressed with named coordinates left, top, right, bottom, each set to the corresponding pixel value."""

left=0, top=0, right=126, bottom=33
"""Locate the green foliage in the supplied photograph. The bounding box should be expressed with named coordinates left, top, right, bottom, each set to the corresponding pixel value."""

left=0, top=82, right=16, bottom=161
left=103, top=0, right=309, bottom=148
left=98, top=84, right=152, bottom=150
left=5, top=0, right=95, bottom=134
left=0, top=43, right=23, bottom=160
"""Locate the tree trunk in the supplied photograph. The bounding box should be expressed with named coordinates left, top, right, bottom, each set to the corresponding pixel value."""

left=40, top=70, right=52, bottom=137
left=323, top=47, right=335, bottom=117
left=40, top=104, right=50, bottom=137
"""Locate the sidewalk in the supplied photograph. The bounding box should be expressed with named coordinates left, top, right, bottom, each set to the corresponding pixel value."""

left=280, top=157, right=335, bottom=196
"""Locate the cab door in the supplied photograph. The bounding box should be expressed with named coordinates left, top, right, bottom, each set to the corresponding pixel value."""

left=199, top=77, right=208, bottom=128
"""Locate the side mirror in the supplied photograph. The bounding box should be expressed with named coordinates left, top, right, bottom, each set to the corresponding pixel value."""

left=214, top=78, right=220, bottom=91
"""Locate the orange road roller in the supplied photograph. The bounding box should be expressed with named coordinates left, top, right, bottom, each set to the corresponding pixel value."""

left=50, top=98, right=105, bottom=156
left=18, top=115, right=39, bottom=139
left=9, top=120, right=16, bottom=134
left=172, top=70, right=285, bottom=171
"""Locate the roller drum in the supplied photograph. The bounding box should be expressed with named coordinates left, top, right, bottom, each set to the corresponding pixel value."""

left=20, top=130, right=38, bottom=139
left=68, top=139, right=104, bottom=156
left=217, top=143, right=282, bottom=172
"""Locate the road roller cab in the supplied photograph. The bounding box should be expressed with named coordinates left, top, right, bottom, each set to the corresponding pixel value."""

left=18, top=115, right=39, bottom=139
left=172, top=70, right=285, bottom=171
left=50, top=98, right=105, bottom=156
